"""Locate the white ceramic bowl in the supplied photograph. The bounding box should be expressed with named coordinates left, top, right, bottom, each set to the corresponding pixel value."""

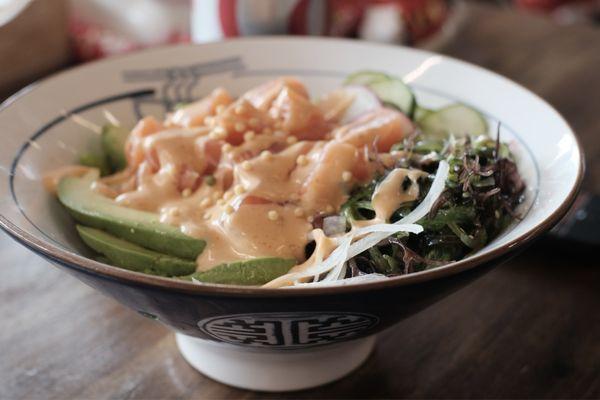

left=0, top=38, right=583, bottom=391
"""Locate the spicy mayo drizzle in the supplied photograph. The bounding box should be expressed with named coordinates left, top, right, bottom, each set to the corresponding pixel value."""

left=74, top=78, right=417, bottom=270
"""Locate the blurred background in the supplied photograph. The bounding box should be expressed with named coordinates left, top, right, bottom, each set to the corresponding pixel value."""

left=0, top=1, right=598, bottom=398
left=0, top=0, right=598, bottom=99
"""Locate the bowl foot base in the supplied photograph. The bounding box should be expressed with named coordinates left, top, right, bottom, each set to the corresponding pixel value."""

left=175, top=333, right=376, bottom=392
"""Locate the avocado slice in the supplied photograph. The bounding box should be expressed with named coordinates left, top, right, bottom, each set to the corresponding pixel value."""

left=184, top=258, right=296, bottom=286
left=79, top=152, right=111, bottom=176
left=94, top=255, right=111, bottom=264
left=58, top=170, right=205, bottom=259
left=76, top=225, right=196, bottom=276
left=101, top=124, right=128, bottom=172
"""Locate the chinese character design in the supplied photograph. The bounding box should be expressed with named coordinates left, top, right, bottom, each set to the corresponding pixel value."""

left=199, top=312, right=378, bottom=348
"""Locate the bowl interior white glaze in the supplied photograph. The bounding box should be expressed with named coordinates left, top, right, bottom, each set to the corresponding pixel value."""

left=0, top=38, right=582, bottom=288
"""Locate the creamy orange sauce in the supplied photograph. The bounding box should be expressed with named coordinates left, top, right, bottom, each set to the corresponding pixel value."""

left=43, top=165, right=97, bottom=195
left=263, top=229, right=341, bottom=288
left=371, top=168, right=428, bottom=222
left=167, top=88, right=233, bottom=128
left=70, top=78, right=416, bottom=271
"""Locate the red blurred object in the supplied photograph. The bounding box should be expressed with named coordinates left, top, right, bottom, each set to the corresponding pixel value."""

left=69, top=17, right=188, bottom=61
left=70, top=0, right=453, bottom=61
left=327, top=0, right=449, bottom=44
left=194, top=0, right=450, bottom=45
left=69, top=19, right=136, bottom=61
left=68, top=0, right=190, bottom=62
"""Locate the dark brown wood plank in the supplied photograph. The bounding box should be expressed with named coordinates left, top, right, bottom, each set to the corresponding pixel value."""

left=440, top=2, right=600, bottom=192
left=1, top=2, right=598, bottom=399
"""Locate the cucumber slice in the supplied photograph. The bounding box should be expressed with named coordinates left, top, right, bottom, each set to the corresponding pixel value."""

left=344, top=71, right=389, bottom=86
left=77, top=225, right=196, bottom=277
left=345, top=71, right=416, bottom=117
left=101, top=124, right=129, bottom=172
left=366, top=78, right=415, bottom=117
left=184, top=258, right=296, bottom=286
left=414, top=105, right=433, bottom=122
left=418, top=104, right=488, bottom=139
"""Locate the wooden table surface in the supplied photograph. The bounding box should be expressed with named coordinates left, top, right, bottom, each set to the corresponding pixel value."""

left=1, top=3, right=599, bottom=399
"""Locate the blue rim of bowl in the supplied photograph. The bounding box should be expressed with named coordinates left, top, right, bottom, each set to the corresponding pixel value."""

left=0, top=38, right=586, bottom=297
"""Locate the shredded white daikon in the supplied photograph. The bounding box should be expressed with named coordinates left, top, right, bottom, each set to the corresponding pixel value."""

left=321, top=261, right=346, bottom=282
left=287, top=273, right=389, bottom=288
left=352, top=223, right=424, bottom=237
left=264, top=236, right=353, bottom=288
left=264, top=161, right=449, bottom=288
left=346, top=160, right=449, bottom=259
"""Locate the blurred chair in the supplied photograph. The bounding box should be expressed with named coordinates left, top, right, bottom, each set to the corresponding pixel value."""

left=0, top=0, right=71, bottom=99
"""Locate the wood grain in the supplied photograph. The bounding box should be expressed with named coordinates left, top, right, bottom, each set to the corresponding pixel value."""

left=1, top=3, right=599, bottom=399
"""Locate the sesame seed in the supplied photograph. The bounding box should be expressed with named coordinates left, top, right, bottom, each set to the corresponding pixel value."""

left=210, top=126, right=227, bottom=140
left=203, top=212, right=211, bottom=220
left=203, top=116, right=213, bottom=126
left=223, top=191, right=234, bottom=201
left=249, top=117, right=260, bottom=128
left=169, top=208, right=180, bottom=217
left=200, top=198, right=212, bottom=207
left=296, top=155, right=308, bottom=166
left=222, top=143, right=232, bottom=152
left=243, top=130, right=256, bottom=141
left=241, top=161, right=252, bottom=170
left=215, top=104, right=226, bottom=114
left=286, top=136, right=298, bottom=144
left=326, top=204, right=335, bottom=213
left=217, top=199, right=225, bottom=206
left=290, top=193, right=300, bottom=202
left=342, top=171, right=353, bottom=182
left=235, top=122, right=247, bottom=132
left=260, top=150, right=273, bottom=160
left=212, top=191, right=222, bottom=201
left=274, top=130, right=286, bottom=137
left=307, top=215, right=314, bottom=223
left=234, top=184, right=246, bottom=195
left=182, top=188, right=192, bottom=197
left=234, top=104, right=245, bottom=115
left=224, top=204, right=234, bottom=214
left=294, top=208, right=304, bottom=217
left=267, top=210, right=279, bottom=221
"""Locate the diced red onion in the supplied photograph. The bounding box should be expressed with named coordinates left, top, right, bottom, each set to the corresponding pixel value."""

left=323, top=216, right=347, bottom=236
